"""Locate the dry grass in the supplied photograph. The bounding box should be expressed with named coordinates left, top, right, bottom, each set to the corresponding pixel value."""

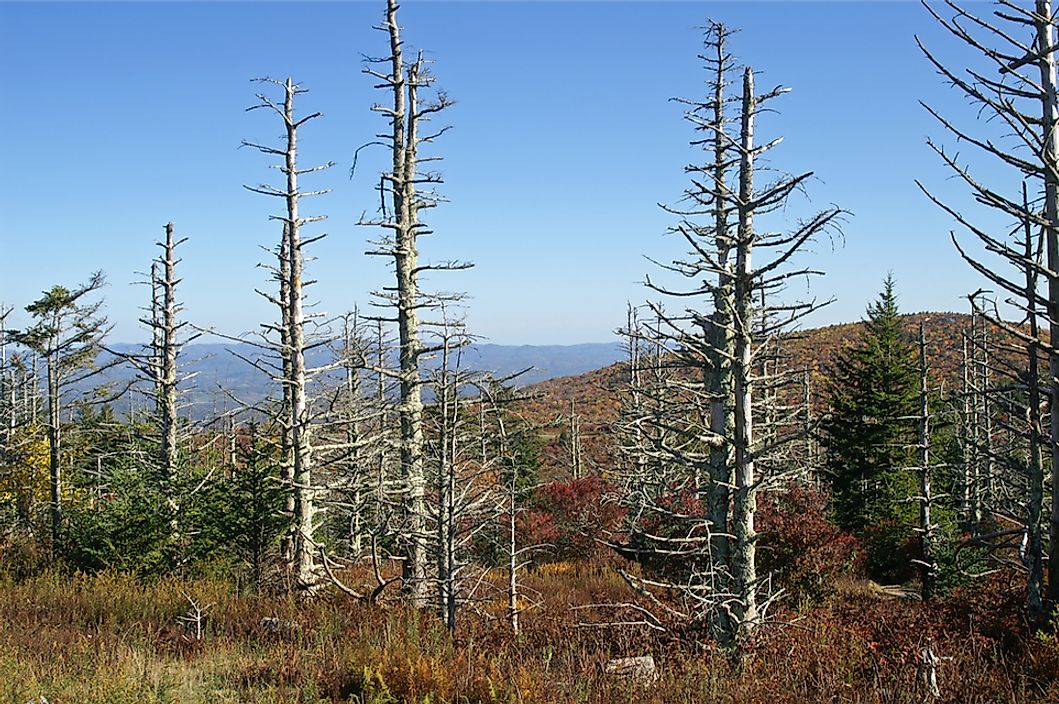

left=0, top=564, right=1055, bottom=703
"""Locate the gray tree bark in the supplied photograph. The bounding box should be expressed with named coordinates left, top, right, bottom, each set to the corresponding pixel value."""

left=243, top=76, right=333, bottom=592
left=730, top=67, right=759, bottom=642
left=361, top=0, right=465, bottom=606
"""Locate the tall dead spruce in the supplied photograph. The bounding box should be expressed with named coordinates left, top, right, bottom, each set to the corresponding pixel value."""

left=917, top=0, right=1059, bottom=622
left=105, top=223, right=199, bottom=548
left=243, top=77, right=334, bottom=592
left=360, top=0, right=469, bottom=605
left=617, top=22, right=842, bottom=649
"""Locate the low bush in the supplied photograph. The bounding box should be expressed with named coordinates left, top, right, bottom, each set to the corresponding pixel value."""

left=521, top=476, right=625, bottom=562
left=758, top=486, right=862, bottom=607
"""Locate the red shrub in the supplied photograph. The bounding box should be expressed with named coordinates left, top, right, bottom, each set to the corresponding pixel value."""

left=525, top=477, right=625, bottom=562
left=757, top=486, right=862, bottom=606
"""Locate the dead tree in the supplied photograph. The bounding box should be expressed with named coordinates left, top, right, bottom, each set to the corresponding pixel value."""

left=0, top=306, right=32, bottom=461
left=0, top=306, right=13, bottom=454
left=99, top=223, right=205, bottom=560
left=654, top=20, right=740, bottom=576
left=475, top=370, right=542, bottom=635
left=801, top=368, right=819, bottom=482
left=563, top=399, right=584, bottom=480
left=154, top=224, right=184, bottom=483
left=915, top=322, right=940, bottom=600
left=359, top=0, right=469, bottom=605
left=243, top=76, right=334, bottom=592
left=422, top=318, right=497, bottom=630
left=616, top=303, right=684, bottom=499
left=917, top=0, right=1059, bottom=615
left=613, top=23, right=843, bottom=649
left=0, top=306, right=42, bottom=533
left=331, top=311, right=373, bottom=557
left=315, top=309, right=396, bottom=570
left=110, top=224, right=198, bottom=488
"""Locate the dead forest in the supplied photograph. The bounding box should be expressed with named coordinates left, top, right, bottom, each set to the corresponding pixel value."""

left=5, top=1, right=1059, bottom=702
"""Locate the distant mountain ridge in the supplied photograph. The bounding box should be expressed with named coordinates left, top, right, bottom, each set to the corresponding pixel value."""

left=90, top=341, right=625, bottom=419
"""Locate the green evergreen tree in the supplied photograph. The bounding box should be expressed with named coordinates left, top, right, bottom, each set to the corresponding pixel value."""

left=822, top=276, right=919, bottom=577
left=216, top=423, right=290, bottom=591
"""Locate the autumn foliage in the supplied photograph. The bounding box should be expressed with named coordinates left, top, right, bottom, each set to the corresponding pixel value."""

left=758, top=486, right=862, bottom=606
left=519, top=476, right=625, bottom=562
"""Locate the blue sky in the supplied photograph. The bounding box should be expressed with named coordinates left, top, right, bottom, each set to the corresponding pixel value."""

left=0, top=1, right=1010, bottom=344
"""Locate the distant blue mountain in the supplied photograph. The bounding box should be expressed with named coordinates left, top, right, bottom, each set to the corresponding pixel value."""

left=89, top=341, right=624, bottom=420
left=461, top=343, right=625, bottom=383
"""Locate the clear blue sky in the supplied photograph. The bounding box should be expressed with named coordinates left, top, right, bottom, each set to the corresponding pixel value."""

left=0, top=1, right=1004, bottom=344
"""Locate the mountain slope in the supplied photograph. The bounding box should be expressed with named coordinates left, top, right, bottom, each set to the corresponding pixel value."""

left=518, top=312, right=997, bottom=479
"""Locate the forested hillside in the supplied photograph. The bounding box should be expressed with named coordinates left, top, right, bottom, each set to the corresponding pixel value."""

left=522, top=311, right=990, bottom=478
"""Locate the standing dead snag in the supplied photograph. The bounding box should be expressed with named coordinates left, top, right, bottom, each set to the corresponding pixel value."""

left=426, top=320, right=495, bottom=630
left=915, top=322, right=939, bottom=600
left=155, top=224, right=184, bottom=486
left=917, top=0, right=1059, bottom=621
left=243, top=76, right=334, bottom=592
left=105, top=223, right=200, bottom=552
left=564, top=399, right=584, bottom=480
left=360, top=0, right=469, bottom=605
left=0, top=306, right=42, bottom=533
left=617, top=22, right=843, bottom=649
left=478, top=374, right=541, bottom=636
left=730, top=66, right=760, bottom=639
left=327, top=311, right=375, bottom=559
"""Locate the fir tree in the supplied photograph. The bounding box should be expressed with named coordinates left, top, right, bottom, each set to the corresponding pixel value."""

left=822, top=276, right=918, bottom=552
left=219, top=423, right=290, bottom=592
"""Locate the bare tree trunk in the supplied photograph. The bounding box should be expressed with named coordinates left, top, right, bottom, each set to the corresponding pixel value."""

left=706, top=23, right=735, bottom=584
left=364, top=0, right=462, bottom=605
left=568, top=399, right=583, bottom=479
left=979, top=321, right=993, bottom=520
left=158, top=223, right=179, bottom=482
left=243, top=76, right=332, bottom=591
left=507, top=474, right=519, bottom=635
left=342, top=313, right=365, bottom=557
left=1033, top=0, right=1059, bottom=610
left=46, top=348, right=60, bottom=548
left=279, top=77, right=318, bottom=591
left=1020, top=184, right=1047, bottom=625
left=959, top=331, right=974, bottom=531
left=802, top=368, right=816, bottom=481
left=917, top=322, right=937, bottom=600
left=731, top=66, right=759, bottom=643
left=279, top=222, right=296, bottom=567
left=376, top=318, right=390, bottom=529
left=372, top=0, right=429, bottom=604
left=435, top=334, right=456, bottom=628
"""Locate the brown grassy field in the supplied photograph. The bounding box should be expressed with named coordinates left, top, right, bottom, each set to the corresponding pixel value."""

left=1, top=560, right=1056, bottom=704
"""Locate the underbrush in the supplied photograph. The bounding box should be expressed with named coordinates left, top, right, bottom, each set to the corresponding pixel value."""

left=1, top=565, right=1057, bottom=703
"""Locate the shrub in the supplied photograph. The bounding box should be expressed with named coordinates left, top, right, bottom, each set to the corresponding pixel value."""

left=757, top=486, right=862, bottom=606
left=60, top=466, right=172, bottom=575
left=524, top=476, right=624, bottom=562
left=860, top=517, right=919, bottom=584
left=0, top=533, right=48, bottom=582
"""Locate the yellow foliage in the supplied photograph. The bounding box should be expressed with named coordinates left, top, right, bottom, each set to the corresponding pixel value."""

left=536, top=561, right=575, bottom=577
left=0, top=427, right=50, bottom=509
